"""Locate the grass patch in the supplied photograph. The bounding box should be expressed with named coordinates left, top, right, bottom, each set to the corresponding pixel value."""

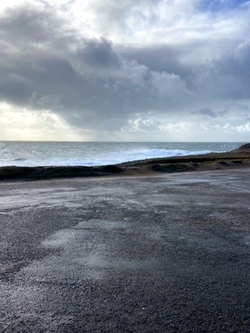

left=152, top=163, right=194, bottom=173
left=0, top=165, right=123, bottom=181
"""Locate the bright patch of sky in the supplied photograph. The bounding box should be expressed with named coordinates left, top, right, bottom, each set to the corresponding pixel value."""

left=198, top=0, right=250, bottom=12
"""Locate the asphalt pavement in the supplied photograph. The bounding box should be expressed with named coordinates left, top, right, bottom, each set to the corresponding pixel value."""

left=0, top=170, right=250, bottom=332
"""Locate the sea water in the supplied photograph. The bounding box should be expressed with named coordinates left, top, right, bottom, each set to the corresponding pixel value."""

left=0, top=141, right=244, bottom=167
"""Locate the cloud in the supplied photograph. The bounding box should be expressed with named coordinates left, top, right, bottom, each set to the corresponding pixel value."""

left=0, top=0, right=250, bottom=141
left=73, top=38, right=123, bottom=74
left=0, top=5, right=191, bottom=131
left=195, top=108, right=217, bottom=118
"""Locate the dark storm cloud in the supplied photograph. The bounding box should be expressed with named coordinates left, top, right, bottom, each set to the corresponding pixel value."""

left=118, top=44, right=194, bottom=83
left=75, top=38, right=122, bottom=70
left=195, top=108, right=217, bottom=118
left=215, top=41, right=250, bottom=98
left=0, top=5, right=64, bottom=45
left=0, top=5, right=191, bottom=130
left=0, top=3, right=249, bottom=133
left=191, top=40, right=250, bottom=104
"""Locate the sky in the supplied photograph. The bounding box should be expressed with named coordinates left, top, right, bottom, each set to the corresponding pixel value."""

left=0, top=0, right=250, bottom=142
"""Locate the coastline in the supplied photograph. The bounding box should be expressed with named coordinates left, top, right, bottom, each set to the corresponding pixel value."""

left=0, top=144, right=250, bottom=181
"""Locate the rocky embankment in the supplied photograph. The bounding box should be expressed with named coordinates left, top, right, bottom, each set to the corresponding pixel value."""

left=0, top=144, right=250, bottom=181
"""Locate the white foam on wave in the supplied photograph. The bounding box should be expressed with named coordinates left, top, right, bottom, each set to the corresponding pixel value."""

left=0, top=148, right=213, bottom=167
left=96, top=148, right=213, bottom=166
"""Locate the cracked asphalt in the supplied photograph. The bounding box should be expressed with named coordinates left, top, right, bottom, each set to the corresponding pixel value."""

left=0, top=170, right=250, bottom=332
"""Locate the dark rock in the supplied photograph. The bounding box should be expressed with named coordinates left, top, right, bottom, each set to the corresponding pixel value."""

left=238, top=143, right=250, bottom=150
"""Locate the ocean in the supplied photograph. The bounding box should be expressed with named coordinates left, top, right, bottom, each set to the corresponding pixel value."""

left=0, top=141, right=244, bottom=167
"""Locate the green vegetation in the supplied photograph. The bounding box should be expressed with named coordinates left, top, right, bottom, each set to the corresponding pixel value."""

left=0, top=165, right=123, bottom=181
left=152, top=163, right=194, bottom=173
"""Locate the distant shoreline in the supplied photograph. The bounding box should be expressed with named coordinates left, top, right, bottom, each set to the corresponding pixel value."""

left=0, top=144, right=249, bottom=181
